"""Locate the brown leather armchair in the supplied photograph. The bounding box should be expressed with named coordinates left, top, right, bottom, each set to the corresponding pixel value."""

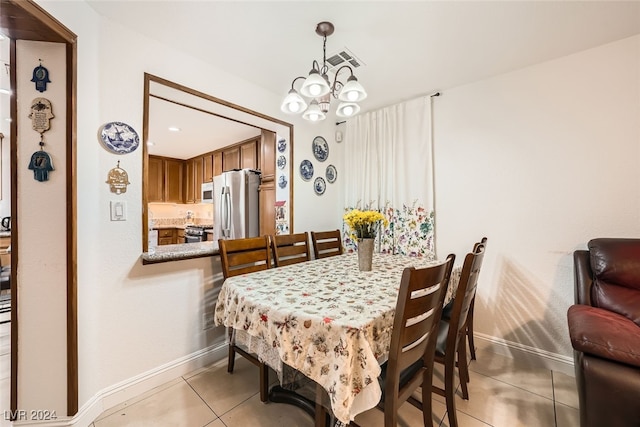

left=568, top=238, right=640, bottom=427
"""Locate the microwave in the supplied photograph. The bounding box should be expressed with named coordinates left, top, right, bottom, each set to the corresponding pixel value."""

left=201, top=182, right=214, bottom=203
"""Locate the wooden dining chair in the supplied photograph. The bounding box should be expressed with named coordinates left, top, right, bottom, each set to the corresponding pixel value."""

left=218, top=235, right=272, bottom=402
left=272, top=232, right=311, bottom=267
left=441, top=237, right=488, bottom=361
left=375, top=254, right=455, bottom=427
left=311, top=229, right=343, bottom=259
left=433, top=244, right=486, bottom=427
left=466, top=237, right=487, bottom=360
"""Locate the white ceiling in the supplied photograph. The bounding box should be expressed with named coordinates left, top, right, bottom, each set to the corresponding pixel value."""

left=85, top=1, right=640, bottom=157
left=148, top=93, right=262, bottom=160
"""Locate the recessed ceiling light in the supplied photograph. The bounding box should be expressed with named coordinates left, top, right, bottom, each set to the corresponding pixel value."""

left=168, top=126, right=181, bottom=132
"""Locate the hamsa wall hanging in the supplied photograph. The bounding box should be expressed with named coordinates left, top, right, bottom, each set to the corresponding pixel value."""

left=106, top=160, right=131, bottom=194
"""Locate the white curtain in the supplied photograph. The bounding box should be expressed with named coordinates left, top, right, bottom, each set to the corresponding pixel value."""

left=343, top=96, right=435, bottom=258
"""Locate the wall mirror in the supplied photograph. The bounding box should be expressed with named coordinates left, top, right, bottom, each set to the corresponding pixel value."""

left=142, top=73, right=293, bottom=253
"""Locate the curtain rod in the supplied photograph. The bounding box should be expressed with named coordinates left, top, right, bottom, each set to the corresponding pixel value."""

left=335, top=91, right=441, bottom=125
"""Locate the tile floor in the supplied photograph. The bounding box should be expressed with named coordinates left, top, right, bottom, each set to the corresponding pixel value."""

left=91, top=348, right=579, bottom=427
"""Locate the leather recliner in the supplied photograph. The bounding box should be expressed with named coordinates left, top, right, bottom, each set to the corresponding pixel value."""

left=568, top=238, right=640, bottom=427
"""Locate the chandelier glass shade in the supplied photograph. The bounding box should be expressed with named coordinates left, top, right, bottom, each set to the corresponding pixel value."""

left=280, top=22, right=367, bottom=122
left=281, top=89, right=307, bottom=114
left=300, top=69, right=330, bottom=98
left=302, top=99, right=326, bottom=122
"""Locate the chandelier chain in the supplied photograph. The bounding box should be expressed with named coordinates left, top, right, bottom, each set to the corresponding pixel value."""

left=322, top=33, right=327, bottom=75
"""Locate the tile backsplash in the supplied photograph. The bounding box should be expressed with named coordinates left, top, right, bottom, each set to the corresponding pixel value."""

left=149, top=203, right=213, bottom=226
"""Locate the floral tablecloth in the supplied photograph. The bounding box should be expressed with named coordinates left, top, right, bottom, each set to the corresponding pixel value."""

left=214, top=252, right=455, bottom=424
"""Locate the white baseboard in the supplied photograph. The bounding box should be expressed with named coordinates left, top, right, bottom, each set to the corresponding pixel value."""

left=474, top=332, right=575, bottom=377
left=11, top=342, right=228, bottom=427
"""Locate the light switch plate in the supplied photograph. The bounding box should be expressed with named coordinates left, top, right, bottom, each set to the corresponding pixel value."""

left=110, top=201, right=127, bottom=221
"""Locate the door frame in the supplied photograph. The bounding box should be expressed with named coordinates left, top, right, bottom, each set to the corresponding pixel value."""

left=0, top=0, right=78, bottom=415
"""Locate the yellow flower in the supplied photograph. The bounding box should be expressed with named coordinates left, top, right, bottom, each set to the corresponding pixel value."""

left=343, top=209, right=388, bottom=239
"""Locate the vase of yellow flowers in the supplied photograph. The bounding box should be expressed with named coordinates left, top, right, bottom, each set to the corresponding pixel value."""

left=343, top=209, right=388, bottom=271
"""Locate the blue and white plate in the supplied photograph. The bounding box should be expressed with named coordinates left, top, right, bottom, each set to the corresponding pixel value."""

left=277, top=155, right=286, bottom=170
left=326, top=164, right=337, bottom=183
left=100, top=122, right=140, bottom=154
left=278, top=175, right=288, bottom=189
left=300, top=160, right=314, bottom=181
left=314, top=177, right=326, bottom=195
left=312, top=136, right=329, bottom=162
left=277, top=138, right=287, bottom=153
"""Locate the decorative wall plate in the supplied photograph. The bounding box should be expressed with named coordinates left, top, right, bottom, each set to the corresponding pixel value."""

left=300, top=159, right=314, bottom=181
left=277, top=138, right=287, bottom=153
left=326, top=164, right=337, bottom=183
left=312, top=136, right=329, bottom=162
left=314, top=177, right=326, bottom=195
left=278, top=175, right=288, bottom=189
left=277, top=155, right=286, bottom=170
left=99, top=122, right=140, bottom=154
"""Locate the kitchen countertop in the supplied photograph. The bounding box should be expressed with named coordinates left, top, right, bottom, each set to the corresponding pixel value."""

left=152, top=224, right=187, bottom=230
left=141, top=240, right=219, bottom=264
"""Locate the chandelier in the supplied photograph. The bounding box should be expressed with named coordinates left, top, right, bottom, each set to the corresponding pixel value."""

left=280, top=22, right=367, bottom=122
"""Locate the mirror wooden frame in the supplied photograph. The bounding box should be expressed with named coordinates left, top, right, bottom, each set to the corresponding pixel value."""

left=142, top=73, right=294, bottom=253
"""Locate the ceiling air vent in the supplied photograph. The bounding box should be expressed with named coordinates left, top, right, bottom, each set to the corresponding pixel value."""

left=325, top=47, right=365, bottom=73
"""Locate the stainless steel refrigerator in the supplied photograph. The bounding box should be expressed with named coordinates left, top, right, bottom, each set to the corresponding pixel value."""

left=213, top=169, right=261, bottom=241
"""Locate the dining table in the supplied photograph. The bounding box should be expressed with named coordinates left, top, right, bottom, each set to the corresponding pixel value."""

left=214, top=252, right=460, bottom=425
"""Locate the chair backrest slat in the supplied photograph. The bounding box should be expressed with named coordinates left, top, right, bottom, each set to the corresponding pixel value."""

left=311, top=229, right=343, bottom=259
left=272, top=232, right=311, bottom=267
left=219, top=236, right=272, bottom=279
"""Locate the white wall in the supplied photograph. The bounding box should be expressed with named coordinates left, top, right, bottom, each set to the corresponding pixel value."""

left=292, top=118, right=344, bottom=233
left=16, top=40, right=68, bottom=412
left=434, top=35, right=640, bottom=359
left=24, top=0, right=345, bottom=417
